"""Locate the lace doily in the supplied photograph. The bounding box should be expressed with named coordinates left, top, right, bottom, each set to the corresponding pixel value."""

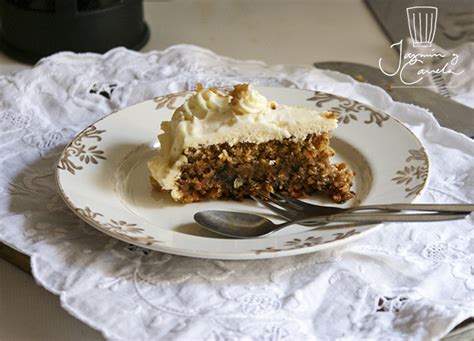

left=1, top=45, right=473, bottom=340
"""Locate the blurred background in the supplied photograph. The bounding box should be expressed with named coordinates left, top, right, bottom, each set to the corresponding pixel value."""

left=0, top=0, right=405, bottom=73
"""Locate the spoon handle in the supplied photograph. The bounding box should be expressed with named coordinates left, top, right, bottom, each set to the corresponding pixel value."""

left=348, top=203, right=474, bottom=213
left=318, top=212, right=468, bottom=223
left=265, top=212, right=469, bottom=236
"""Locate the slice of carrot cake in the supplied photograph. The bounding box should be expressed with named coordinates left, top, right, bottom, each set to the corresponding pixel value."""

left=148, top=84, right=354, bottom=203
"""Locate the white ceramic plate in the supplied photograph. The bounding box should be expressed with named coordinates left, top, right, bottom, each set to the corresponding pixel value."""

left=56, top=87, right=429, bottom=259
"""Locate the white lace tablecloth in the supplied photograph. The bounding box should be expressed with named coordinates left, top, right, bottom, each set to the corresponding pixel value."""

left=1, top=45, right=473, bottom=340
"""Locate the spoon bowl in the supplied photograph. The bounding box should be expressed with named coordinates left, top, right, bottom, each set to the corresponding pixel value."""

left=194, top=211, right=293, bottom=238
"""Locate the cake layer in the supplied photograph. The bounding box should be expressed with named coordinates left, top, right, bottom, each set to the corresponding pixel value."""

left=152, top=133, right=354, bottom=203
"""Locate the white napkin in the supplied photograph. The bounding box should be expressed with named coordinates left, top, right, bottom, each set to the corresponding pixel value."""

left=0, top=45, right=473, bottom=341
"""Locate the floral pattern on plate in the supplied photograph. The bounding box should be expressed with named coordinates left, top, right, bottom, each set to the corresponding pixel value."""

left=306, top=91, right=390, bottom=127
left=57, top=126, right=106, bottom=175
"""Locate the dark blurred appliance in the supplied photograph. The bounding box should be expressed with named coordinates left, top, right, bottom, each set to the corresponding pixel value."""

left=0, top=0, right=149, bottom=64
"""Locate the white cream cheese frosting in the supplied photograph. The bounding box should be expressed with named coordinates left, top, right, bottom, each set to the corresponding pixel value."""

left=148, top=84, right=338, bottom=199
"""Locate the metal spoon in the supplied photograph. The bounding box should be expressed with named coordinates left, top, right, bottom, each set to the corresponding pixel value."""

left=194, top=210, right=469, bottom=239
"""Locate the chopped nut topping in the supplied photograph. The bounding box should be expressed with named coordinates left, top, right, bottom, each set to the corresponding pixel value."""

left=229, top=84, right=250, bottom=104
left=321, top=111, right=337, bottom=119
left=230, top=84, right=251, bottom=115
left=208, top=86, right=226, bottom=97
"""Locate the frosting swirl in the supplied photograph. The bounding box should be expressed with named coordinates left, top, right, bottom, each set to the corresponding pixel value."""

left=174, top=86, right=229, bottom=120
left=230, top=84, right=268, bottom=115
